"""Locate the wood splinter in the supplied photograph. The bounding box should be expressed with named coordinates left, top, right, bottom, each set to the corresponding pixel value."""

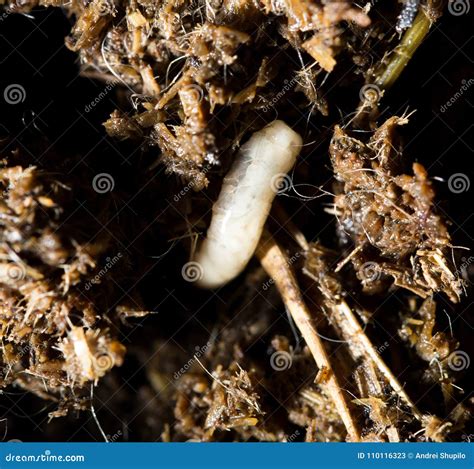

left=256, top=228, right=361, bottom=442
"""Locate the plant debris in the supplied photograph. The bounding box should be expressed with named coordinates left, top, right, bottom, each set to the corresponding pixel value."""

left=329, top=116, right=464, bottom=303
left=0, top=0, right=471, bottom=443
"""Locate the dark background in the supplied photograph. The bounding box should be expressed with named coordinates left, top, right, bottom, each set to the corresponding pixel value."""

left=0, top=6, right=472, bottom=441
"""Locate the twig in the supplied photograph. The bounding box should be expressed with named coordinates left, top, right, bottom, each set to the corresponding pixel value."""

left=272, top=208, right=424, bottom=422
left=256, top=229, right=361, bottom=441
left=334, top=245, right=363, bottom=273
left=335, top=301, right=423, bottom=421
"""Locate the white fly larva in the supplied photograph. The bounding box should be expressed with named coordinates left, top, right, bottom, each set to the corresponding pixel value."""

left=194, top=120, right=303, bottom=289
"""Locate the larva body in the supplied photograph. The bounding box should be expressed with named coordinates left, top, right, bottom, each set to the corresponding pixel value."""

left=195, top=120, right=302, bottom=288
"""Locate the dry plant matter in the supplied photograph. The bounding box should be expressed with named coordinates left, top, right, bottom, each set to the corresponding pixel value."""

left=0, top=0, right=472, bottom=442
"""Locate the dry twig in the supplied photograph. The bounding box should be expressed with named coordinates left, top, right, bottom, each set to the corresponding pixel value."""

left=256, top=229, right=361, bottom=441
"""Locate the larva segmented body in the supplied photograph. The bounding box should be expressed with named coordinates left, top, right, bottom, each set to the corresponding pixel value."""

left=195, top=120, right=302, bottom=288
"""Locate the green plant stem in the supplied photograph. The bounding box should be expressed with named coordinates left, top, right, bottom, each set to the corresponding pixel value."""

left=376, top=10, right=432, bottom=90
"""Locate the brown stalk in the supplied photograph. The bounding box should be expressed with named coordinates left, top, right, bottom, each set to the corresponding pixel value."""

left=256, top=228, right=361, bottom=441
left=276, top=213, right=424, bottom=422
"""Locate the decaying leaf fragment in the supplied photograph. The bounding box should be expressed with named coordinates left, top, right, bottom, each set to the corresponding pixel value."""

left=329, top=117, right=463, bottom=302
left=400, top=297, right=452, bottom=364
left=174, top=362, right=267, bottom=441
left=52, top=0, right=375, bottom=188
left=0, top=142, right=137, bottom=407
